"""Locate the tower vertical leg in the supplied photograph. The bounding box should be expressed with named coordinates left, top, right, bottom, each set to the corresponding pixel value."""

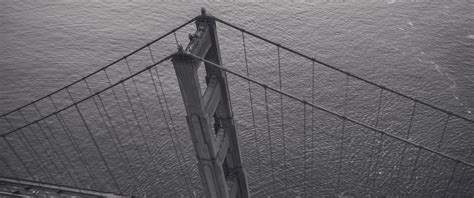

left=171, top=9, right=249, bottom=198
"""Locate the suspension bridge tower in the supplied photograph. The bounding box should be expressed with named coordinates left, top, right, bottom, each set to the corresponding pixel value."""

left=171, top=8, right=250, bottom=198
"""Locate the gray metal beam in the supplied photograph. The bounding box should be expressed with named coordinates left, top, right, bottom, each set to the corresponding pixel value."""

left=195, top=11, right=250, bottom=198
left=172, top=51, right=228, bottom=198
left=171, top=9, right=249, bottom=198
left=0, top=176, right=127, bottom=197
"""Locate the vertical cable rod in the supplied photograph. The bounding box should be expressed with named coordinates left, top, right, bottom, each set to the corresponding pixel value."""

left=242, top=31, right=262, bottom=193
left=14, top=111, right=56, bottom=184
left=454, top=149, right=472, bottom=197
left=277, top=45, right=288, bottom=194
left=83, top=79, right=139, bottom=193
left=406, top=146, right=422, bottom=196
left=96, top=93, right=134, bottom=167
left=391, top=101, right=417, bottom=194
left=97, top=93, right=140, bottom=192
left=149, top=46, right=194, bottom=195
left=124, top=57, right=160, bottom=149
left=149, top=47, right=188, bottom=164
left=121, top=82, right=154, bottom=156
left=32, top=120, right=68, bottom=183
left=32, top=104, right=78, bottom=187
left=303, top=102, right=308, bottom=197
left=74, top=103, right=122, bottom=193
left=444, top=160, right=459, bottom=197
left=65, top=88, right=104, bottom=190
left=406, top=102, right=417, bottom=139
left=148, top=68, right=194, bottom=196
left=3, top=117, right=38, bottom=181
left=103, top=69, right=149, bottom=161
left=64, top=87, right=103, bottom=190
left=438, top=114, right=451, bottom=150
left=174, top=32, right=180, bottom=47
left=336, top=118, right=346, bottom=193
left=84, top=80, right=126, bottom=163
left=264, top=86, right=276, bottom=194
left=0, top=151, right=18, bottom=178
left=2, top=135, right=35, bottom=180
left=337, top=74, right=350, bottom=192
left=310, top=60, right=315, bottom=193
left=421, top=112, right=453, bottom=193
left=369, top=89, right=385, bottom=188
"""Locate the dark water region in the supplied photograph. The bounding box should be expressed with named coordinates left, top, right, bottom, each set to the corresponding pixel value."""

left=0, top=0, right=473, bottom=197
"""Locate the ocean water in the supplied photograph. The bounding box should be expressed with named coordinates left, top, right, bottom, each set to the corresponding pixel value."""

left=1, top=0, right=473, bottom=197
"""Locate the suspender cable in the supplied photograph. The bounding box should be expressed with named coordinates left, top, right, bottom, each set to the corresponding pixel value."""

left=149, top=46, right=194, bottom=196
left=149, top=47, right=188, bottom=167
left=406, top=146, right=421, bottom=196
left=264, top=86, right=276, bottom=195
left=189, top=53, right=474, bottom=168
left=124, top=55, right=170, bottom=190
left=303, top=102, right=308, bottom=197
left=213, top=16, right=474, bottom=125
left=84, top=80, right=125, bottom=161
left=74, top=103, right=122, bottom=193
left=336, top=118, right=346, bottom=194
left=438, top=114, right=451, bottom=150
left=242, top=31, right=262, bottom=193
left=407, top=102, right=417, bottom=139
left=4, top=116, right=48, bottom=182
left=33, top=121, right=68, bottom=182
left=174, top=32, right=179, bottom=47
left=0, top=18, right=196, bottom=119
left=1, top=55, right=171, bottom=193
left=103, top=69, right=149, bottom=162
left=277, top=45, right=288, bottom=194
left=50, top=95, right=101, bottom=190
left=1, top=56, right=172, bottom=141
left=97, top=95, right=140, bottom=194
left=337, top=74, right=350, bottom=192
left=2, top=136, right=35, bottom=180
left=391, top=101, right=418, bottom=194
left=421, top=111, right=455, bottom=193
left=0, top=142, right=19, bottom=178
left=119, top=80, right=160, bottom=190
left=121, top=82, right=154, bottom=157
left=95, top=93, right=135, bottom=167
left=33, top=104, right=78, bottom=187
left=444, top=160, right=459, bottom=197
left=148, top=69, right=194, bottom=196
left=124, top=57, right=160, bottom=151
left=310, top=60, right=315, bottom=192
left=47, top=97, right=84, bottom=186
left=66, top=87, right=109, bottom=191
left=369, top=89, right=385, bottom=188
left=17, top=111, right=57, bottom=184
left=83, top=79, right=139, bottom=193
left=454, top=150, right=472, bottom=196
left=374, top=89, right=384, bottom=127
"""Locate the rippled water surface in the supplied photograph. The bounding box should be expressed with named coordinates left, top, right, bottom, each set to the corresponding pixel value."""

left=1, top=0, right=473, bottom=197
